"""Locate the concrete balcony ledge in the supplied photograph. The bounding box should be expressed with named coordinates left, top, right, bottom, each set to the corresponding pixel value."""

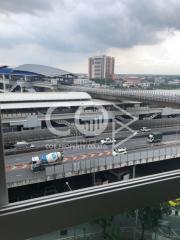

left=1, top=170, right=180, bottom=240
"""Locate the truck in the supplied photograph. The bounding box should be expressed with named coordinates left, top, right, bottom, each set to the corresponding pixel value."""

left=147, top=132, right=163, bottom=143
left=31, top=151, right=64, bottom=172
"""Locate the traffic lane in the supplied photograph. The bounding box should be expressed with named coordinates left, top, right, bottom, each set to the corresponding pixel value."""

left=22, top=130, right=113, bottom=148
left=5, top=143, right=109, bottom=165
left=13, top=142, right=180, bottom=169
left=6, top=125, right=180, bottom=156
left=23, top=125, right=180, bottom=148
left=6, top=141, right=180, bottom=180
left=5, top=136, right=151, bottom=165
left=5, top=132, right=180, bottom=165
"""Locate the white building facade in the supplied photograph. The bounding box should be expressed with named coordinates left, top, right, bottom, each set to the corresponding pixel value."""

left=88, top=55, right=115, bottom=80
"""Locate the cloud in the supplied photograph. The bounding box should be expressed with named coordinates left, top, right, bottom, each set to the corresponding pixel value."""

left=1, top=0, right=180, bottom=73
left=0, top=0, right=53, bottom=14
left=1, top=0, right=180, bottom=52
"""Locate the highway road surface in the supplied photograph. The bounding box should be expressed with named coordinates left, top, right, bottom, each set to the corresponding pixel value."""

left=4, top=129, right=180, bottom=185
left=5, top=129, right=180, bottom=164
left=18, top=125, right=180, bottom=149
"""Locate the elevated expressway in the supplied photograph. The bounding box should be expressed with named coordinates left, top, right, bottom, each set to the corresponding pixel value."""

left=59, top=85, right=180, bottom=108
left=5, top=126, right=180, bottom=188
left=6, top=141, right=180, bottom=188
left=2, top=114, right=180, bottom=145
left=0, top=78, right=58, bottom=92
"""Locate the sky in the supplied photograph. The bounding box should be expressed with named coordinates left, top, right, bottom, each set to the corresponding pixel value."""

left=1, top=0, right=180, bottom=74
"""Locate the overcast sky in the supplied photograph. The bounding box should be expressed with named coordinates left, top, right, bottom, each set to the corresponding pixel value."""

left=1, top=0, right=180, bottom=74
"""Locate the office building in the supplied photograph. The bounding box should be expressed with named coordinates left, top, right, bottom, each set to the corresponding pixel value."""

left=88, top=55, right=115, bottom=80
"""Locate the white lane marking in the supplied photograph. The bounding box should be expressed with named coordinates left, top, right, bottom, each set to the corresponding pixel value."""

left=11, top=166, right=16, bottom=170
left=22, top=164, right=28, bottom=169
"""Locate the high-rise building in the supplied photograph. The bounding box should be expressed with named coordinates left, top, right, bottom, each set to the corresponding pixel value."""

left=88, top=55, right=115, bottom=80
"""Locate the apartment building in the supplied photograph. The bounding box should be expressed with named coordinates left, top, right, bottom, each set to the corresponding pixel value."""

left=88, top=55, right=115, bottom=80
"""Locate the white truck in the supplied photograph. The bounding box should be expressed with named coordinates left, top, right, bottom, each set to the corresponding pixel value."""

left=31, top=152, right=64, bottom=172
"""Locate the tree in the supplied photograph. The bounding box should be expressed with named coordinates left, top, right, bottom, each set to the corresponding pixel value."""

left=92, top=78, right=114, bottom=86
left=94, top=216, right=122, bottom=240
left=127, top=203, right=171, bottom=240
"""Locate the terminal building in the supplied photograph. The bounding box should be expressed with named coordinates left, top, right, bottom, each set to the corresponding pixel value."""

left=0, top=64, right=169, bottom=138
left=0, top=92, right=163, bottom=134
left=0, top=64, right=76, bottom=92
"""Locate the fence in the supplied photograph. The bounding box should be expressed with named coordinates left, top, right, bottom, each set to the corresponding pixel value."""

left=59, top=85, right=180, bottom=105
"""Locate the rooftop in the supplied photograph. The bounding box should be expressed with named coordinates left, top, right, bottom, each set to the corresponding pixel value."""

left=0, top=92, right=91, bottom=103
left=14, top=64, right=71, bottom=77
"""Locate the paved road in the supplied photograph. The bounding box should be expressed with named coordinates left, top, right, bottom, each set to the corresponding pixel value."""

left=6, top=138, right=180, bottom=187
left=4, top=125, right=179, bottom=152
left=5, top=131, right=180, bottom=165
left=4, top=126, right=180, bottom=186
left=23, top=125, right=180, bottom=147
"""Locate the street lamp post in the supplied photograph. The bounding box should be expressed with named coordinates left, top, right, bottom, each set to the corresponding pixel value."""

left=65, top=181, right=72, bottom=191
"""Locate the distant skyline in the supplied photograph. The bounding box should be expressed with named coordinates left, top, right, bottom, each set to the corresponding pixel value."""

left=1, top=0, right=180, bottom=74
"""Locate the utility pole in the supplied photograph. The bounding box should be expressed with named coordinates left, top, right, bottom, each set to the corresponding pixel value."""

left=0, top=107, right=8, bottom=206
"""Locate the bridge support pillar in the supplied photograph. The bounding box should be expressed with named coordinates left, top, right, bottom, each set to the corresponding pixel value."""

left=92, top=172, right=96, bottom=186
left=132, top=165, right=136, bottom=178
left=0, top=110, right=8, bottom=206
left=2, top=75, right=6, bottom=92
left=110, top=170, right=130, bottom=181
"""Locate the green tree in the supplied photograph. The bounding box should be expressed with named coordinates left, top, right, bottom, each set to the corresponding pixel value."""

left=92, top=78, right=114, bottom=86
left=128, top=203, right=171, bottom=240
left=94, top=216, right=121, bottom=240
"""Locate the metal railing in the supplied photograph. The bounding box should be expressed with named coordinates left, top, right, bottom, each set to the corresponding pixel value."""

left=59, top=85, right=180, bottom=106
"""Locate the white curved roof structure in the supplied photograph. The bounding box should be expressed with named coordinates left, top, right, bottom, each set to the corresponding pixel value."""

left=0, top=92, right=91, bottom=103
left=14, top=64, right=72, bottom=77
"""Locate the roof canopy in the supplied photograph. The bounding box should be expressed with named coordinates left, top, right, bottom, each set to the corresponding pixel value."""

left=0, top=92, right=91, bottom=103
left=14, top=64, right=72, bottom=77
left=0, top=66, right=13, bottom=74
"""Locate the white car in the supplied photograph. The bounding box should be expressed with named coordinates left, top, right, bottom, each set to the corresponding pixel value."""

left=140, top=127, right=151, bottom=132
left=100, top=138, right=116, bottom=145
left=112, top=147, right=127, bottom=156
left=14, top=141, right=35, bottom=149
